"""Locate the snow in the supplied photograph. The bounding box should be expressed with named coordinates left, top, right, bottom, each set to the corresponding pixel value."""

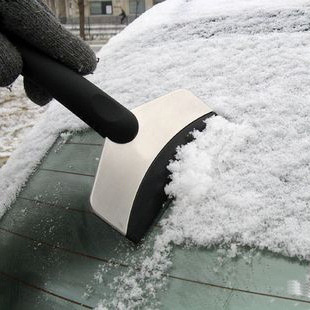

left=119, top=0, right=309, bottom=35
left=0, top=100, right=85, bottom=218
left=1, top=0, right=310, bottom=308
left=0, top=78, right=47, bottom=167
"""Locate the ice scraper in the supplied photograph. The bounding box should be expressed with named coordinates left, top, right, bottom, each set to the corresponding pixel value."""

left=13, top=36, right=215, bottom=243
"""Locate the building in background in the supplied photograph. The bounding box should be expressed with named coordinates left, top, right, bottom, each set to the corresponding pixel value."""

left=44, top=0, right=165, bottom=42
left=45, top=0, right=165, bottom=24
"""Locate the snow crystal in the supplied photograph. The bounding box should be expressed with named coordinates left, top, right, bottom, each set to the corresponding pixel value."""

left=94, top=271, right=104, bottom=284
left=59, top=131, right=73, bottom=144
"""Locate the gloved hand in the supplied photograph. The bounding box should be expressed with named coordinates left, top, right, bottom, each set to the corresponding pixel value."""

left=0, top=0, right=97, bottom=105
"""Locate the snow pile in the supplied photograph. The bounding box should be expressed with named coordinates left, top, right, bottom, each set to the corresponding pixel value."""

left=166, top=115, right=310, bottom=258
left=0, top=78, right=47, bottom=167
left=1, top=0, right=310, bottom=307
left=0, top=100, right=85, bottom=218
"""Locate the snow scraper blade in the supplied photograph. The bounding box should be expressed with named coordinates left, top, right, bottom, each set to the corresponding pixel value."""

left=91, top=90, right=215, bottom=243
left=10, top=34, right=215, bottom=243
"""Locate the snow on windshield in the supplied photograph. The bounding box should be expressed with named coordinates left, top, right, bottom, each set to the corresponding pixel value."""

left=0, top=0, right=310, bottom=308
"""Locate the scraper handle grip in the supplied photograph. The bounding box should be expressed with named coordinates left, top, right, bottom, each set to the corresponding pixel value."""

left=7, top=33, right=139, bottom=144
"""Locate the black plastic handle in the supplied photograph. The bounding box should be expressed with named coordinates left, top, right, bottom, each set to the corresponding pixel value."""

left=8, top=34, right=139, bottom=144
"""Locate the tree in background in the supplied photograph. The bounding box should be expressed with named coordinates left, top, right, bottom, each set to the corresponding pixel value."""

left=77, top=0, right=85, bottom=40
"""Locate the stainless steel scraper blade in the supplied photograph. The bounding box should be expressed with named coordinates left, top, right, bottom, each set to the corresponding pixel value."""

left=90, top=89, right=214, bottom=242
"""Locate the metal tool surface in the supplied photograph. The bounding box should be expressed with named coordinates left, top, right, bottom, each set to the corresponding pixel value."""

left=91, top=90, right=215, bottom=242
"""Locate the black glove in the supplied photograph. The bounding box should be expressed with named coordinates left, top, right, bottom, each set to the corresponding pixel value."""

left=0, top=0, right=97, bottom=105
